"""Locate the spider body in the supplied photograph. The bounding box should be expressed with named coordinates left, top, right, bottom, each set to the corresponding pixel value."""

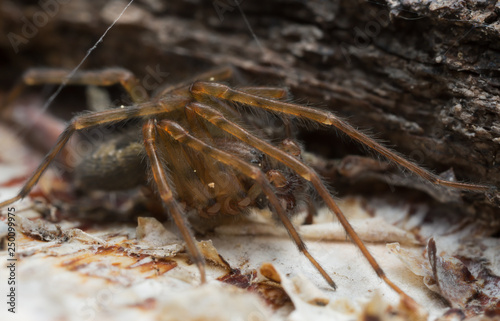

left=1, top=65, right=497, bottom=304
left=73, top=88, right=307, bottom=218
left=74, top=129, right=147, bottom=191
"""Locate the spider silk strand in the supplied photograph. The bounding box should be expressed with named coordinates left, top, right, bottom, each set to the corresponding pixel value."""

left=18, top=0, right=135, bottom=137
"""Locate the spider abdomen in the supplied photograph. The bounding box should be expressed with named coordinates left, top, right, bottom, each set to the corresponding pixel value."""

left=75, top=131, right=147, bottom=191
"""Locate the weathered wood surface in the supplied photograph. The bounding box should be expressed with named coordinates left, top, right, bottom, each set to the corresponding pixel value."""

left=1, top=0, right=499, bottom=223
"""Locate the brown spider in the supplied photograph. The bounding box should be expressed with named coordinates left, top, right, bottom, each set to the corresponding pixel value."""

left=0, top=65, right=496, bottom=305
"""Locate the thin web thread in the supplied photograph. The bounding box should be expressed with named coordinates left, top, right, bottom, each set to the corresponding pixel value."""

left=235, top=3, right=266, bottom=55
left=19, top=0, right=135, bottom=136
left=235, top=2, right=286, bottom=87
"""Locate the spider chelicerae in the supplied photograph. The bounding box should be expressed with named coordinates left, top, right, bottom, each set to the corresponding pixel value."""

left=0, top=65, right=496, bottom=305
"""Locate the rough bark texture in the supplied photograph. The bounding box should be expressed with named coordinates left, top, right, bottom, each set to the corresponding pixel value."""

left=1, top=0, right=499, bottom=223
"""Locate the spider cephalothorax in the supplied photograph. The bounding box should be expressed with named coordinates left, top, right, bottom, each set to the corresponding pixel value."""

left=1, top=66, right=497, bottom=305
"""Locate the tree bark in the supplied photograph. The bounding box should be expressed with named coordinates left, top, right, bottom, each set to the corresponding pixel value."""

left=1, top=0, right=499, bottom=223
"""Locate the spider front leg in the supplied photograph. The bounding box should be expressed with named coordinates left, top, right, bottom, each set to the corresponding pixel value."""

left=142, top=119, right=206, bottom=284
left=155, top=119, right=335, bottom=288
left=186, top=101, right=415, bottom=303
left=156, top=65, right=288, bottom=99
left=155, top=65, right=234, bottom=97
left=192, top=82, right=498, bottom=195
left=0, top=97, right=189, bottom=209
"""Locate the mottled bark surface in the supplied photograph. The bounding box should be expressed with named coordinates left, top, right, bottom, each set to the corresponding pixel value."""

left=0, top=0, right=499, bottom=223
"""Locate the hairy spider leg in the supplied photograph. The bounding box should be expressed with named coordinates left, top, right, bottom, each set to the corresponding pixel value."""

left=186, top=101, right=415, bottom=302
left=237, top=87, right=288, bottom=100
left=199, top=87, right=292, bottom=140
left=143, top=119, right=206, bottom=284
left=155, top=66, right=234, bottom=97
left=192, top=82, right=497, bottom=194
left=2, top=68, right=146, bottom=116
left=0, top=97, right=189, bottom=209
left=157, top=118, right=336, bottom=289
left=156, top=65, right=286, bottom=99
